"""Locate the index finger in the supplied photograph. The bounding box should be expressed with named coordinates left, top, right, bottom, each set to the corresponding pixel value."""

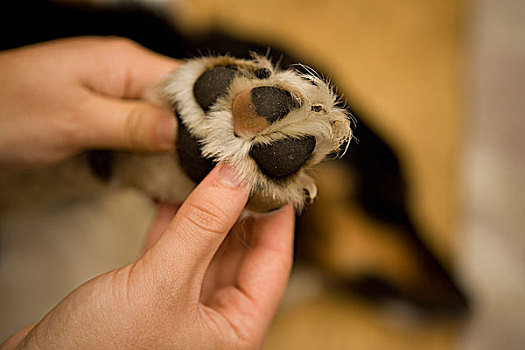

left=147, top=164, right=250, bottom=294
left=79, top=37, right=179, bottom=99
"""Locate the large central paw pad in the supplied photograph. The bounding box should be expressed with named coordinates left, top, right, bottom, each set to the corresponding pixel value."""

left=249, top=136, right=316, bottom=179
left=159, top=55, right=352, bottom=212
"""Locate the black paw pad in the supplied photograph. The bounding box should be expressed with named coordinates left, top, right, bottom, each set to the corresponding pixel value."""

left=193, top=66, right=236, bottom=112
left=254, top=68, right=271, bottom=79
left=249, top=136, right=316, bottom=178
left=176, top=114, right=215, bottom=183
left=251, top=87, right=295, bottom=123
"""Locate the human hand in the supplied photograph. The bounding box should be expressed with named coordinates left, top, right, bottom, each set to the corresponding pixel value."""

left=0, top=37, right=179, bottom=169
left=1, top=163, right=295, bottom=350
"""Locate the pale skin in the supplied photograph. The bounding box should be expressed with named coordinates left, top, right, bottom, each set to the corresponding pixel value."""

left=0, top=38, right=295, bottom=349
left=0, top=37, right=179, bottom=169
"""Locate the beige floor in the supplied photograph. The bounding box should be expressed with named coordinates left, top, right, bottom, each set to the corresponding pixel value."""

left=458, top=0, right=525, bottom=348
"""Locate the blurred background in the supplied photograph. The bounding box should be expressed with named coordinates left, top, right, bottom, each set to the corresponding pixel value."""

left=1, top=0, right=524, bottom=348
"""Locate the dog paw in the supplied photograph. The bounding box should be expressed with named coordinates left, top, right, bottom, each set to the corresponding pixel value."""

left=155, top=55, right=352, bottom=212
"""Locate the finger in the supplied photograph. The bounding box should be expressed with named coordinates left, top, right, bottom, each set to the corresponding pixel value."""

left=73, top=38, right=179, bottom=152
left=142, top=202, right=180, bottom=253
left=80, top=37, right=179, bottom=99
left=79, top=96, right=177, bottom=152
left=0, top=323, right=36, bottom=349
left=200, top=219, right=252, bottom=303
left=148, top=164, right=249, bottom=294
left=235, top=205, right=295, bottom=321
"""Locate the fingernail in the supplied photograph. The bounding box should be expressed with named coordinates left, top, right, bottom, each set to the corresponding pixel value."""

left=218, top=163, right=243, bottom=188
left=157, top=115, right=176, bottom=149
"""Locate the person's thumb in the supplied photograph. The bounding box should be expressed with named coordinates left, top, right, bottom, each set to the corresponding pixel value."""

left=81, top=96, right=177, bottom=152
left=146, top=163, right=250, bottom=295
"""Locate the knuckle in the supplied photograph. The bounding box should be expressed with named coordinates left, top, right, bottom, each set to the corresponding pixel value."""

left=123, top=106, right=148, bottom=149
left=105, top=36, right=140, bottom=52
left=181, top=198, right=230, bottom=235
